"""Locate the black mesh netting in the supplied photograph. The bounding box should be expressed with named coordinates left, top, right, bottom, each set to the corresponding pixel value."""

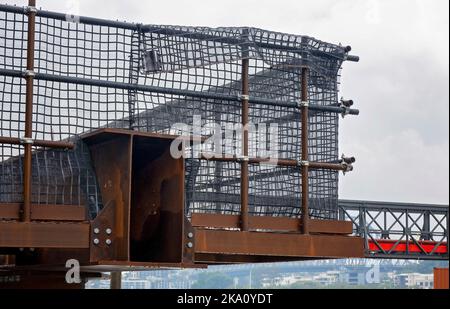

left=0, top=5, right=347, bottom=220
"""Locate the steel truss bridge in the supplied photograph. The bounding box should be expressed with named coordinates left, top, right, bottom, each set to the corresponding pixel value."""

left=338, top=200, right=449, bottom=260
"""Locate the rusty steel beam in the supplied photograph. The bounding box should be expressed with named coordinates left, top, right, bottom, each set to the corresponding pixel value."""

left=0, top=221, right=90, bottom=248
left=22, top=0, right=37, bottom=222
left=86, top=134, right=133, bottom=261
left=0, top=203, right=86, bottom=221
left=194, top=229, right=364, bottom=258
left=191, top=213, right=353, bottom=234
left=194, top=253, right=308, bottom=264
left=434, top=268, right=449, bottom=289
left=81, top=127, right=204, bottom=144
left=83, top=129, right=191, bottom=264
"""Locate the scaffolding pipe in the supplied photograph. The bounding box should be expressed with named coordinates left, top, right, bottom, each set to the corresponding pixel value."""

left=22, top=0, right=36, bottom=222
left=0, top=4, right=360, bottom=63
left=0, top=137, right=74, bottom=149
left=240, top=29, right=250, bottom=231
left=0, top=68, right=360, bottom=116
left=301, top=64, right=310, bottom=235
left=199, top=156, right=350, bottom=171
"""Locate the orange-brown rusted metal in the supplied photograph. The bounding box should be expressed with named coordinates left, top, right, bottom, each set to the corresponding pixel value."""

left=0, top=221, right=90, bottom=248
left=309, top=162, right=349, bottom=171
left=84, top=132, right=133, bottom=261
left=301, top=66, right=310, bottom=235
left=82, top=129, right=192, bottom=265
left=131, top=134, right=186, bottom=263
left=240, top=57, right=250, bottom=232
left=434, top=268, right=449, bottom=289
left=191, top=213, right=353, bottom=234
left=0, top=203, right=86, bottom=221
left=22, top=0, right=37, bottom=223
left=194, top=229, right=364, bottom=259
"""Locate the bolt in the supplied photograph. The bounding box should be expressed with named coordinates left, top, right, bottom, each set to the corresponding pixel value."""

left=106, top=239, right=112, bottom=246
left=187, top=232, right=194, bottom=239
left=93, top=238, right=100, bottom=245
left=187, top=242, right=193, bottom=248
left=106, top=228, right=112, bottom=235
left=29, top=248, right=35, bottom=252
left=93, top=228, right=100, bottom=234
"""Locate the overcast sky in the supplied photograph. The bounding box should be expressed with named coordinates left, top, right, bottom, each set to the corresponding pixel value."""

left=16, top=0, right=449, bottom=205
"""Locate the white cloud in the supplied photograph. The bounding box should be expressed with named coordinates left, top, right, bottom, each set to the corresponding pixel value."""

left=340, top=129, right=449, bottom=204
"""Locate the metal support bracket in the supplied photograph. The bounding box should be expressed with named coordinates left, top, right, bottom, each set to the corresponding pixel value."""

left=20, top=137, right=34, bottom=145
left=297, top=100, right=309, bottom=109
left=239, top=94, right=249, bottom=101
left=237, top=155, right=249, bottom=162
left=23, top=6, right=37, bottom=14
left=23, top=70, right=35, bottom=78
left=298, top=160, right=309, bottom=167
left=341, top=106, right=351, bottom=118
left=342, top=163, right=353, bottom=175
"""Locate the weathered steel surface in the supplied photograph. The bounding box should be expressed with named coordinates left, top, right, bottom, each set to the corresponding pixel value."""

left=0, top=222, right=90, bottom=248
left=194, top=230, right=364, bottom=258
left=131, top=135, right=186, bottom=263
left=90, top=202, right=117, bottom=262
left=434, top=268, right=449, bottom=289
left=300, top=64, right=310, bottom=234
left=85, top=133, right=133, bottom=261
left=0, top=203, right=86, bottom=221
left=191, top=214, right=353, bottom=234
left=83, top=129, right=191, bottom=265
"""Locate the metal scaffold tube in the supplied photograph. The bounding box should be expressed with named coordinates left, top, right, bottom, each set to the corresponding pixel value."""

left=0, top=68, right=359, bottom=116
left=22, top=0, right=36, bottom=222
left=240, top=29, right=250, bottom=231
left=300, top=65, right=310, bottom=235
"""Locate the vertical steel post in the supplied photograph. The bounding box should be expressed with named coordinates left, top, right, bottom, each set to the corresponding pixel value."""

left=300, top=36, right=310, bottom=234
left=240, top=29, right=250, bottom=231
left=110, top=272, right=122, bottom=289
left=300, top=66, right=309, bottom=234
left=421, top=211, right=431, bottom=240
left=22, top=0, right=36, bottom=222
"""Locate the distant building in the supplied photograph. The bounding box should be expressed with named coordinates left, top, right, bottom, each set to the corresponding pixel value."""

left=394, top=273, right=434, bottom=289
left=122, top=279, right=151, bottom=289
left=313, top=271, right=340, bottom=286
left=339, top=271, right=366, bottom=285
left=261, top=274, right=313, bottom=287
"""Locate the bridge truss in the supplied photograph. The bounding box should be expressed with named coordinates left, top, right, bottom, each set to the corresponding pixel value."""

left=338, top=200, right=449, bottom=260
